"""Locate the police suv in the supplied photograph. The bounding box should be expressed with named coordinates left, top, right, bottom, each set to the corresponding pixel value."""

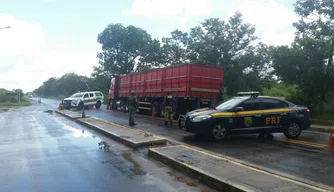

left=62, top=91, right=104, bottom=110
left=182, top=92, right=311, bottom=140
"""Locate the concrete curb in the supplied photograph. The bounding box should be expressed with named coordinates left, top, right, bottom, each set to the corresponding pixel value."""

left=77, top=119, right=167, bottom=149
left=309, top=126, right=332, bottom=133
left=149, top=146, right=333, bottom=192
left=149, top=147, right=247, bottom=192
left=55, top=110, right=86, bottom=119
left=56, top=110, right=167, bottom=149
left=176, top=143, right=334, bottom=192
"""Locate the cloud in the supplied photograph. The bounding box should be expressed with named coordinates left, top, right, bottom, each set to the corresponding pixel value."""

left=226, top=0, right=298, bottom=45
left=0, top=14, right=99, bottom=92
left=123, top=0, right=222, bottom=30
left=0, top=14, right=46, bottom=57
left=124, top=0, right=297, bottom=45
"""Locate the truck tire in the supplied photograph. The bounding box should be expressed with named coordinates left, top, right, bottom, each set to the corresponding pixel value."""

left=77, top=102, right=84, bottom=111
left=120, top=100, right=127, bottom=112
left=95, top=101, right=101, bottom=109
left=110, top=100, right=117, bottom=110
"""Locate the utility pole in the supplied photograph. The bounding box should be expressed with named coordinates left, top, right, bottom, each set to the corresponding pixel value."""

left=18, top=91, right=21, bottom=103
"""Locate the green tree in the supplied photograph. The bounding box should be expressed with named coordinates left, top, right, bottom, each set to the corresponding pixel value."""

left=89, top=72, right=110, bottom=94
left=294, top=0, right=334, bottom=73
left=34, top=77, right=58, bottom=97
left=96, top=24, right=155, bottom=75
left=57, top=73, right=90, bottom=96
left=270, top=0, right=334, bottom=111
left=187, top=12, right=258, bottom=67
left=183, top=12, right=270, bottom=95
left=34, top=73, right=91, bottom=97
left=136, top=38, right=165, bottom=71
left=271, top=37, right=330, bottom=109
left=13, top=89, right=24, bottom=98
left=160, top=30, right=190, bottom=65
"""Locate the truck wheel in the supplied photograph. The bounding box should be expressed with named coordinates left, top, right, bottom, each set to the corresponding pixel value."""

left=77, top=102, right=84, bottom=111
left=120, top=101, right=126, bottom=112
left=95, top=101, right=101, bottom=109
left=284, top=122, right=302, bottom=139
left=111, top=100, right=117, bottom=110
left=210, top=122, right=228, bottom=140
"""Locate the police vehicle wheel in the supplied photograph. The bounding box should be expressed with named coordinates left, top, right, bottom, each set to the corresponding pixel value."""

left=95, top=101, right=101, bottom=109
left=284, top=122, right=302, bottom=139
left=211, top=123, right=228, bottom=140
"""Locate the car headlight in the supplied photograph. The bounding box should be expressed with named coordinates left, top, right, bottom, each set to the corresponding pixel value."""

left=192, top=115, right=212, bottom=122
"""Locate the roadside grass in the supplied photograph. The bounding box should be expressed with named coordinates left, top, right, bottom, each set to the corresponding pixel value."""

left=311, top=114, right=334, bottom=126
left=0, top=97, right=31, bottom=107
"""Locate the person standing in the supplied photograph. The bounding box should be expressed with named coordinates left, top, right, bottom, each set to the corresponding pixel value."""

left=162, top=91, right=176, bottom=126
left=128, top=91, right=138, bottom=126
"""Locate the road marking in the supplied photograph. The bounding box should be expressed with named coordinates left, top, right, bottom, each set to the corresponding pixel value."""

left=277, top=138, right=328, bottom=148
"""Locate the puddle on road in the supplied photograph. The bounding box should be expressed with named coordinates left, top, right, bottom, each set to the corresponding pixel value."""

left=43, top=110, right=54, bottom=115
left=38, top=117, right=108, bottom=153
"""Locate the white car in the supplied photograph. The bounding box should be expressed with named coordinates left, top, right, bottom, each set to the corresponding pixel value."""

left=62, top=91, right=104, bottom=110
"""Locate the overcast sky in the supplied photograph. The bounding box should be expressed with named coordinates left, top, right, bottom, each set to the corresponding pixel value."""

left=0, top=0, right=298, bottom=92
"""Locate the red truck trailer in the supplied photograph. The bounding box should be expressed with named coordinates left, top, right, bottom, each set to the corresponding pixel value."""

left=107, top=63, right=224, bottom=119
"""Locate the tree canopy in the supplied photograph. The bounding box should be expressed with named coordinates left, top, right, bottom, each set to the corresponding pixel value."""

left=270, top=0, right=334, bottom=111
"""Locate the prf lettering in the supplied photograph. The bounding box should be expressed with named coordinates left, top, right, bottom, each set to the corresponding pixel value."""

left=265, top=117, right=282, bottom=124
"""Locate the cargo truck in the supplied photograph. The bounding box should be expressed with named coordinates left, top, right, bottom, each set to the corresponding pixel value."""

left=106, top=63, right=224, bottom=120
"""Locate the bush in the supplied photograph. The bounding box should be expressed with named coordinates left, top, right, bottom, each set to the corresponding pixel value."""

left=0, top=96, right=31, bottom=107
left=262, top=83, right=298, bottom=100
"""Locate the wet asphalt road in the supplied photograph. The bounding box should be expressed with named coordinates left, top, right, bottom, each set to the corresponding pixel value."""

left=0, top=101, right=214, bottom=192
left=39, top=98, right=334, bottom=187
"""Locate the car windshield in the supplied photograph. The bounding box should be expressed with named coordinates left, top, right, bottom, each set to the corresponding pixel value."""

left=215, top=98, right=243, bottom=110
left=71, top=93, right=84, bottom=98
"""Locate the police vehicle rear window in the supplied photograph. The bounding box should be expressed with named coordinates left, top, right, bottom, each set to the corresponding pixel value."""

left=238, top=99, right=261, bottom=111
left=260, top=98, right=289, bottom=110
left=95, top=92, right=102, bottom=96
